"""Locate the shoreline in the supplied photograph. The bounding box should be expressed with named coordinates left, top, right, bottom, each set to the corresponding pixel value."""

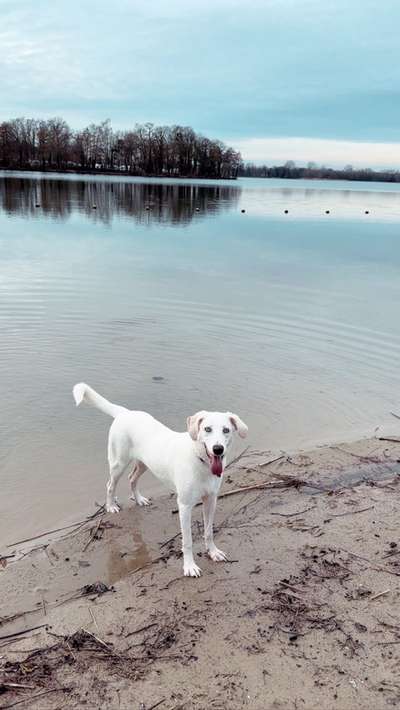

left=0, top=166, right=238, bottom=181
left=0, top=422, right=390, bottom=552
left=3, top=167, right=400, bottom=187
left=2, top=434, right=400, bottom=708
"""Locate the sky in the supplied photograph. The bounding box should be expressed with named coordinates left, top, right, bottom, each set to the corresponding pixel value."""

left=1, top=0, right=400, bottom=168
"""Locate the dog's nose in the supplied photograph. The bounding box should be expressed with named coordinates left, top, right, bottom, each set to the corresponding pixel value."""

left=213, top=444, right=224, bottom=457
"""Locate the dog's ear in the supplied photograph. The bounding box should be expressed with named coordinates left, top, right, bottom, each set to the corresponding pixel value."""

left=187, top=411, right=206, bottom=441
left=228, top=413, right=248, bottom=439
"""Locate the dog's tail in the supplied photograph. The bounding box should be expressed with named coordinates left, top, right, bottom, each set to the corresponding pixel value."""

left=73, top=382, right=128, bottom=418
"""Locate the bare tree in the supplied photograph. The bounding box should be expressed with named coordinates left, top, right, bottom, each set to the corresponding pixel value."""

left=0, top=116, right=241, bottom=179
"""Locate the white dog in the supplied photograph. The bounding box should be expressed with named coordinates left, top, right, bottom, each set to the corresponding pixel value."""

left=73, top=383, right=248, bottom=577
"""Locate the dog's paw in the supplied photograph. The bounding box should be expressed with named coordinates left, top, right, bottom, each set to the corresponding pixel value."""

left=183, top=561, right=202, bottom=577
left=106, top=501, right=121, bottom=514
left=131, top=494, right=151, bottom=507
left=208, top=546, right=228, bottom=562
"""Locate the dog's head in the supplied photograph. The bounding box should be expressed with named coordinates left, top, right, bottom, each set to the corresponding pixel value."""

left=187, top=411, right=248, bottom=477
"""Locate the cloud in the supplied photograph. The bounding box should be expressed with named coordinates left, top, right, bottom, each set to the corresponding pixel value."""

left=1, top=0, right=400, bottom=154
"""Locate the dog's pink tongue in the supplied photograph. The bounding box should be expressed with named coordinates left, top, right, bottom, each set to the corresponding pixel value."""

left=211, top=456, right=223, bottom=477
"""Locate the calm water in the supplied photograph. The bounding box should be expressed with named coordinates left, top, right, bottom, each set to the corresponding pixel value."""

left=1, top=171, right=400, bottom=545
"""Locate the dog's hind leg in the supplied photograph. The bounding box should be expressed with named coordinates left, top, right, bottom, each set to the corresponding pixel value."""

left=106, top=459, right=131, bottom=513
left=128, top=461, right=151, bottom=506
left=106, top=428, right=132, bottom=513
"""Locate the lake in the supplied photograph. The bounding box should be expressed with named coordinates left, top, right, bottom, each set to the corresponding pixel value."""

left=1, top=171, right=400, bottom=545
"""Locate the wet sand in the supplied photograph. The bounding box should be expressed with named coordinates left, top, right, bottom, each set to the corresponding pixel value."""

left=2, top=435, right=400, bottom=709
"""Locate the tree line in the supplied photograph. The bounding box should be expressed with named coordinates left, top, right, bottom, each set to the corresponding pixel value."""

left=0, top=117, right=242, bottom=179
left=239, top=160, right=400, bottom=184
left=2, top=118, right=396, bottom=184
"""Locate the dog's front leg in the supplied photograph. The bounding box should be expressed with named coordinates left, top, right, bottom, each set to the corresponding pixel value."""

left=178, top=501, right=201, bottom=577
left=202, top=494, right=227, bottom=562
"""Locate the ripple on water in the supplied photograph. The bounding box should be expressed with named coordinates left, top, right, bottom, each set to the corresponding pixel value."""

left=1, top=174, right=400, bottom=547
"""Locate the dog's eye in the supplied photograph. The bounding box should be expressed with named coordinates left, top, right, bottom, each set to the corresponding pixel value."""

left=223, top=427, right=230, bottom=434
left=204, top=426, right=212, bottom=433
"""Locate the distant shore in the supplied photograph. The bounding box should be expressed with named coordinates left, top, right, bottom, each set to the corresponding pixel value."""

left=240, top=163, right=400, bottom=185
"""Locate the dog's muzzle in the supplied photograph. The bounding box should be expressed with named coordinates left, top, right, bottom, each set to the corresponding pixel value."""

left=204, top=445, right=224, bottom=477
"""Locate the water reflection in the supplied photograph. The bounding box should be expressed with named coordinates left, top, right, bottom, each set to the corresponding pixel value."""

left=0, top=174, right=241, bottom=225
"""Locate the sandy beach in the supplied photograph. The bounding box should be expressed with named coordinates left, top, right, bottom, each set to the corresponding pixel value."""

left=2, top=434, right=400, bottom=709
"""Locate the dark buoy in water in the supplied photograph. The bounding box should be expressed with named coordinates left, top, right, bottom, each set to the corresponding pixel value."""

left=195, top=207, right=200, bottom=212
left=241, top=208, right=246, bottom=213
left=145, top=205, right=150, bottom=210
left=325, top=210, right=330, bottom=214
left=35, top=203, right=40, bottom=207
left=284, top=209, right=289, bottom=214
left=365, top=210, right=369, bottom=214
left=92, top=205, right=97, bottom=209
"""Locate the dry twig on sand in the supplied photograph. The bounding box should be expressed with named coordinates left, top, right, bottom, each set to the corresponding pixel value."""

left=0, top=624, right=48, bottom=642
left=6, top=505, right=106, bottom=549
left=171, top=475, right=315, bottom=514
left=341, top=547, right=400, bottom=578
left=225, top=446, right=250, bottom=469
left=255, top=454, right=286, bottom=468
left=377, top=436, right=400, bottom=444
left=82, top=515, right=105, bottom=552
left=370, top=589, right=391, bottom=601
left=271, top=505, right=316, bottom=518
left=146, top=699, right=166, bottom=710
left=330, top=505, right=374, bottom=518
left=330, top=445, right=381, bottom=463
left=0, top=689, right=69, bottom=709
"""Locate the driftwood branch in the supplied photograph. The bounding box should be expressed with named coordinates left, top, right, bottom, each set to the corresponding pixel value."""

left=159, top=532, right=180, bottom=548
left=0, top=683, right=36, bottom=690
left=6, top=523, right=83, bottom=548
left=81, top=627, right=112, bottom=651
left=330, top=445, right=380, bottom=463
left=1, top=688, right=68, bottom=709
left=125, top=622, right=158, bottom=638
left=82, top=515, right=104, bottom=552
left=225, top=446, right=250, bottom=469
left=271, top=505, right=316, bottom=518
left=6, top=505, right=105, bottom=549
left=147, top=699, right=167, bottom=710
left=330, top=505, right=374, bottom=518
left=256, top=454, right=286, bottom=468
left=370, top=589, right=390, bottom=601
left=171, top=475, right=310, bottom=515
left=377, top=436, right=400, bottom=443
left=341, top=547, right=400, bottom=578
left=0, top=623, right=48, bottom=642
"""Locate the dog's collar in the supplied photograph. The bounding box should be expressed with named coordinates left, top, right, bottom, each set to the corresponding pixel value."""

left=198, top=443, right=211, bottom=466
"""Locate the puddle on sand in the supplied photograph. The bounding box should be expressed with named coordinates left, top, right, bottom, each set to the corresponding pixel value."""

left=0, top=517, right=157, bottom=637
left=104, top=529, right=153, bottom=585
